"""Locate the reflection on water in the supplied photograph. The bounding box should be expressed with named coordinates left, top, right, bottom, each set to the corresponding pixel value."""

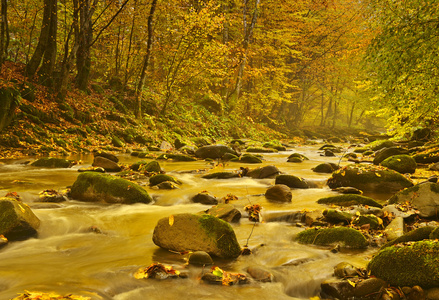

left=0, top=145, right=377, bottom=299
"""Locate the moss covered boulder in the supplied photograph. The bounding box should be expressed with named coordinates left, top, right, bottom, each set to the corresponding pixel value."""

left=388, top=182, right=439, bottom=218
left=31, top=157, right=74, bottom=168
left=0, top=197, right=40, bottom=240
left=287, top=153, right=309, bottom=162
left=373, top=146, right=409, bottom=165
left=312, top=163, right=339, bottom=173
left=368, top=240, right=439, bottom=288
left=149, top=174, right=181, bottom=186
left=296, top=227, right=368, bottom=248
left=157, top=153, right=197, bottom=162
left=134, top=160, right=161, bottom=173
left=152, top=213, right=241, bottom=258
left=195, top=145, right=238, bottom=159
left=327, top=164, right=413, bottom=194
left=381, top=226, right=435, bottom=249
left=70, top=172, right=152, bottom=204
left=412, top=148, right=439, bottom=164
left=317, top=194, right=383, bottom=208
left=275, top=174, right=309, bottom=189
left=380, top=154, right=417, bottom=174
left=230, top=153, right=262, bottom=163
left=263, top=142, right=286, bottom=151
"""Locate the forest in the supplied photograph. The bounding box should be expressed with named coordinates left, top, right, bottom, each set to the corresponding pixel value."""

left=0, top=0, right=437, bottom=154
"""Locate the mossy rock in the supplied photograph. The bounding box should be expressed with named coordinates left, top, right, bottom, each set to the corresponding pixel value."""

left=245, top=165, right=280, bottom=179
left=262, top=142, right=286, bottom=151
left=323, top=209, right=353, bottom=224
left=317, top=194, right=383, bottom=208
left=288, top=153, right=309, bottom=161
left=191, top=137, right=211, bottom=147
left=380, top=154, right=417, bottom=174
left=149, top=174, right=181, bottom=186
left=352, top=214, right=381, bottom=230
left=201, top=172, right=240, bottom=179
left=139, top=161, right=161, bottom=173
left=246, top=147, right=278, bottom=153
left=312, top=163, right=339, bottom=173
left=367, top=140, right=395, bottom=151
left=152, top=213, right=241, bottom=258
left=327, top=164, right=413, bottom=194
left=222, top=153, right=239, bottom=161
left=0, top=197, right=40, bottom=241
left=195, top=145, right=238, bottom=159
left=31, top=157, right=74, bottom=168
left=353, top=147, right=370, bottom=154
left=111, top=136, right=125, bottom=148
left=230, top=153, right=262, bottom=164
left=412, top=148, right=439, bottom=164
left=70, top=172, right=152, bottom=204
left=368, top=240, right=439, bottom=288
left=157, top=153, right=197, bottom=162
left=130, top=160, right=148, bottom=171
left=296, top=227, right=368, bottom=248
left=275, top=174, right=309, bottom=189
left=381, top=226, right=435, bottom=249
left=373, top=146, right=409, bottom=165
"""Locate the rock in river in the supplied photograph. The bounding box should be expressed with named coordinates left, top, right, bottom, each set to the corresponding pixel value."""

left=296, top=227, right=368, bottom=249
left=195, top=145, right=238, bottom=159
left=0, top=197, right=40, bottom=241
left=153, top=213, right=241, bottom=258
left=327, top=164, right=413, bottom=194
left=70, top=172, right=153, bottom=204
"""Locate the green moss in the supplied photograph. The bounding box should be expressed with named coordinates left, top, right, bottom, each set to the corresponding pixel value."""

left=381, top=226, right=435, bottom=249
left=140, top=161, right=161, bottom=173
left=352, top=214, right=381, bottom=229
left=296, top=227, right=368, bottom=248
left=381, top=155, right=417, bottom=174
left=288, top=153, right=309, bottom=160
left=70, top=172, right=152, bottom=204
left=323, top=209, right=353, bottom=224
left=262, top=142, right=286, bottom=151
left=430, top=183, right=439, bottom=194
left=31, top=157, right=73, bottom=168
left=149, top=174, right=181, bottom=186
left=367, top=139, right=395, bottom=151
left=230, top=153, right=262, bottom=163
left=317, top=194, right=383, bottom=208
left=198, top=214, right=241, bottom=258
left=368, top=240, right=439, bottom=288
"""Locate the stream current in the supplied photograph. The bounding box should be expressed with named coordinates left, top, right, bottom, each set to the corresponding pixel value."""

left=0, top=144, right=381, bottom=300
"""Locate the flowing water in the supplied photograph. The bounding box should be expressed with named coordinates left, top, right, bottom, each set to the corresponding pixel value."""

left=0, top=145, right=379, bottom=300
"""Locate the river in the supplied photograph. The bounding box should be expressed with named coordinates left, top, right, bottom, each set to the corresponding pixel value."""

left=0, top=144, right=381, bottom=300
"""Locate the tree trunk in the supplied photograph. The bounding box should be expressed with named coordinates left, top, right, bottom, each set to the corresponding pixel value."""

left=0, top=0, right=9, bottom=65
left=38, top=0, right=58, bottom=85
left=135, top=0, right=157, bottom=119
left=26, top=0, right=58, bottom=78
left=76, top=0, right=94, bottom=91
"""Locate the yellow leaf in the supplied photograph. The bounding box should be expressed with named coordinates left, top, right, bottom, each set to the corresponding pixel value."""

left=375, top=172, right=381, bottom=177
left=347, top=279, right=356, bottom=287
left=169, top=215, right=174, bottom=226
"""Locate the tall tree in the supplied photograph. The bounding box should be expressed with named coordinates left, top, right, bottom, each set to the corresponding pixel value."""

left=25, top=0, right=58, bottom=83
left=0, top=0, right=9, bottom=65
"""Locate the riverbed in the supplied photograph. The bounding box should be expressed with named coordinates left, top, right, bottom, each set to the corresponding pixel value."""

left=0, top=144, right=380, bottom=300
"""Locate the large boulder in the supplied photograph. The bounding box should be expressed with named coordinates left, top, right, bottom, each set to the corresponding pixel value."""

left=368, top=240, right=439, bottom=288
left=0, top=197, right=40, bottom=240
left=0, top=87, right=19, bottom=132
left=387, top=182, right=439, bottom=218
left=296, top=227, right=368, bottom=248
left=152, top=213, right=241, bottom=258
left=327, top=164, right=413, bottom=194
left=380, top=154, right=417, bottom=174
left=317, top=194, right=383, bottom=208
left=265, top=184, right=292, bottom=202
left=245, top=165, right=280, bottom=179
left=70, top=172, right=153, bottom=204
left=31, top=157, right=74, bottom=168
left=92, top=156, right=122, bottom=172
left=195, top=145, right=238, bottom=159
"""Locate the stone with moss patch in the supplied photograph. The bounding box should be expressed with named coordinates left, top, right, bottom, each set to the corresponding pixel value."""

left=368, top=240, right=439, bottom=288
left=195, top=145, right=237, bottom=159
left=327, top=164, right=413, bottom=194
left=149, top=174, right=181, bottom=186
left=157, top=153, right=197, bottom=162
left=31, top=157, right=74, bottom=168
left=381, top=226, right=435, bottom=249
left=317, top=194, right=382, bottom=208
left=380, top=154, right=417, bottom=174
left=352, top=214, right=381, bottom=229
left=387, top=182, right=439, bottom=218
left=152, top=213, right=241, bottom=258
left=246, top=147, right=277, bottom=153
left=70, top=172, right=152, bottom=204
left=296, top=227, right=368, bottom=248
left=230, top=153, right=262, bottom=163
left=373, top=147, right=409, bottom=165
left=263, top=142, right=286, bottom=151
left=412, top=148, right=439, bottom=164
left=323, top=209, right=353, bottom=224
left=275, top=174, right=309, bottom=189
left=0, top=197, right=40, bottom=240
